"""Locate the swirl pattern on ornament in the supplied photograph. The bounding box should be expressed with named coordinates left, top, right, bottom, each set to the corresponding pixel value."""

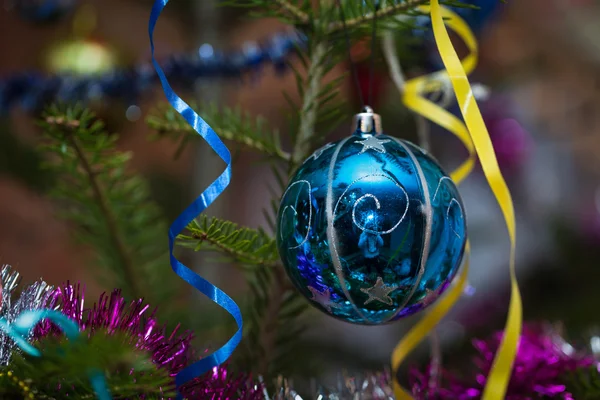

left=432, top=176, right=464, bottom=239
left=432, top=177, right=452, bottom=200
left=279, top=180, right=313, bottom=249
left=447, top=198, right=463, bottom=238
left=332, top=174, right=410, bottom=235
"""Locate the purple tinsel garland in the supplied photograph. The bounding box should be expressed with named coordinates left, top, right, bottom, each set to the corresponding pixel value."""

left=27, top=283, right=600, bottom=399
left=34, top=283, right=264, bottom=399
left=409, top=324, right=595, bottom=400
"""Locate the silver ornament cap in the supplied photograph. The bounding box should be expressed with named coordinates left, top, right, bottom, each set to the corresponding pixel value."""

left=352, top=106, right=382, bottom=137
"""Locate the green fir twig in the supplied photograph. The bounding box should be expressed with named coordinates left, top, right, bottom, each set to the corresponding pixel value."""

left=38, top=105, right=178, bottom=309
left=147, top=103, right=290, bottom=161
left=221, top=0, right=312, bottom=26
left=238, top=266, right=311, bottom=379
left=238, top=30, right=341, bottom=380
left=292, top=41, right=329, bottom=165
left=226, top=0, right=431, bottom=35
left=327, top=0, right=429, bottom=34
left=177, top=216, right=280, bottom=269
left=274, top=0, right=310, bottom=23
left=565, top=366, right=600, bottom=400
left=2, top=332, right=174, bottom=400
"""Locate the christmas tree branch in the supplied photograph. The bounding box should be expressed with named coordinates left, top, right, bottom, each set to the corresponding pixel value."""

left=239, top=265, right=308, bottom=380
left=328, top=0, right=429, bottom=34
left=59, top=119, right=141, bottom=300
left=224, top=0, right=312, bottom=25
left=148, top=103, right=290, bottom=161
left=257, top=266, right=287, bottom=376
left=45, top=114, right=141, bottom=300
left=3, top=332, right=174, bottom=399
left=38, top=105, right=178, bottom=308
left=240, top=34, right=335, bottom=380
left=274, top=0, right=309, bottom=24
left=328, top=0, right=428, bottom=34
left=177, top=216, right=280, bottom=269
left=332, top=0, right=481, bottom=35
left=564, top=366, right=600, bottom=399
left=292, top=41, right=328, bottom=165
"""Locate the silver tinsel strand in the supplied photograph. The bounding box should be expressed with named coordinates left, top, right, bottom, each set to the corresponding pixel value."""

left=0, top=264, right=53, bottom=365
left=264, top=371, right=394, bottom=400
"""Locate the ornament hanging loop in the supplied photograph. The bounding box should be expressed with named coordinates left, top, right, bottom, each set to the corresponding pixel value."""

left=353, top=106, right=382, bottom=136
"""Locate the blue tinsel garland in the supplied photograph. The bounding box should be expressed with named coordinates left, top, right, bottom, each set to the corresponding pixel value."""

left=1, top=0, right=500, bottom=115
left=0, top=30, right=303, bottom=114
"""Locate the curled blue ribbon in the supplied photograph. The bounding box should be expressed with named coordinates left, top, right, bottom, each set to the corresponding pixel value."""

left=149, top=0, right=243, bottom=395
left=0, top=309, right=111, bottom=400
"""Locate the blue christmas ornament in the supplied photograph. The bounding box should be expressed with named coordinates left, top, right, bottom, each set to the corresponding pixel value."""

left=277, top=107, right=467, bottom=325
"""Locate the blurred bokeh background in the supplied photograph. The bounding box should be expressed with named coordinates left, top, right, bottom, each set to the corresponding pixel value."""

left=2, top=0, right=600, bottom=386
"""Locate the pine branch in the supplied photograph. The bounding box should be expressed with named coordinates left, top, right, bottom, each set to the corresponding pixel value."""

left=2, top=332, right=174, bottom=399
left=227, top=0, right=431, bottom=35
left=236, top=266, right=309, bottom=380
left=147, top=103, right=290, bottom=161
left=178, top=216, right=280, bottom=269
left=38, top=105, right=178, bottom=308
left=63, top=119, right=141, bottom=300
left=564, top=366, right=600, bottom=400
left=222, top=0, right=312, bottom=25
left=232, top=8, right=354, bottom=379
left=235, top=27, right=340, bottom=381
left=327, top=0, right=429, bottom=34
left=291, top=41, right=328, bottom=165
left=274, top=0, right=309, bottom=23
left=256, top=267, right=288, bottom=376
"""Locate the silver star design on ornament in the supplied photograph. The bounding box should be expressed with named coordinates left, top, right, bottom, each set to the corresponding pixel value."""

left=308, top=286, right=341, bottom=313
left=355, top=136, right=390, bottom=154
left=360, top=277, right=398, bottom=305
left=311, top=142, right=336, bottom=161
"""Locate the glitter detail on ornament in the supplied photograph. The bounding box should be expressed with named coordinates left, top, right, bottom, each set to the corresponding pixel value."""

left=277, top=108, right=467, bottom=324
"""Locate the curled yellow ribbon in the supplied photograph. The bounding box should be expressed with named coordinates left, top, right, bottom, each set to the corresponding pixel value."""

left=390, top=1, right=522, bottom=399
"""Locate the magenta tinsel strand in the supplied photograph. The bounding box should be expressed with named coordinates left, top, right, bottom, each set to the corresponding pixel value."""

left=180, top=368, right=264, bottom=400
left=33, top=283, right=85, bottom=337
left=470, top=326, right=592, bottom=400
left=409, top=324, right=594, bottom=400
left=34, top=283, right=264, bottom=399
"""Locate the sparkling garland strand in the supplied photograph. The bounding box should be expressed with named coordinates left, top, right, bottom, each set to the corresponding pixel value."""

left=0, top=265, right=54, bottom=366
left=0, top=30, right=303, bottom=114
